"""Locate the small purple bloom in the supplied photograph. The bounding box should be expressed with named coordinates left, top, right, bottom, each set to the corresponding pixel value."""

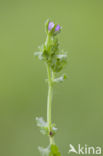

left=55, top=24, right=61, bottom=32
left=48, top=22, right=55, bottom=31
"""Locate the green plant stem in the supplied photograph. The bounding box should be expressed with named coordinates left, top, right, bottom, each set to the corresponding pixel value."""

left=47, top=65, right=52, bottom=125
left=47, top=64, right=54, bottom=145
left=46, top=33, right=55, bottom=145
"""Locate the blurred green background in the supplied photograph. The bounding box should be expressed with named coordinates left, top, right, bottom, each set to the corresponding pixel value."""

left=0, top=0, right=103, bottom=156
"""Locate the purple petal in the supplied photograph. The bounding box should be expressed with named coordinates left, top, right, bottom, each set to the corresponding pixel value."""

left=48, top=22, right=55, bottom=31
left=55, top=25, right=61, bottom=32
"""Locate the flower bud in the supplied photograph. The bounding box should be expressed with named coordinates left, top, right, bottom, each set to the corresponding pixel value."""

left=55, top=24, right=61, bottom=32
left=48, top=22, right=55, bottom=31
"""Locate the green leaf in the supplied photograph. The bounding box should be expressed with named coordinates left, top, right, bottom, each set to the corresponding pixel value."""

left=36, top=117, right=49, bottom=135
left=38, top=145, right=61, bottom=156
left=51, top=53, right=67, bottom=73
left=38, top=146, right=50, bottom=156
left=34, top=52, right=43, bottom=60
left=36, top=117, right=47, bottom=127
left=50, top=144, right=61, bottom=156
left=53, top=74, right=67, bottom=83
left=56, top=54, right=67, bottom=59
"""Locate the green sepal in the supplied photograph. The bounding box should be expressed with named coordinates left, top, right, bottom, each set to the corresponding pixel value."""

left=45, top=19, right=50, bottom=34
left=48, top=24, right=57, bottom=36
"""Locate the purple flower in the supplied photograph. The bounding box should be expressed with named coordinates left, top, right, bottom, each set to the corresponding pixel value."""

left=48, top=22, right=55, bottom=31
left=48, top=21, right=61, bottom=33
left=55, top=24, right=61, bottom=32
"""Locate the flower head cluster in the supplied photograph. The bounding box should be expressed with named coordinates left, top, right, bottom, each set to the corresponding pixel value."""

left=35, top=19, right=67, bottom=77
left=48, top=22, right=61, bottom=32
left=45, top=20, right=62, bottom=37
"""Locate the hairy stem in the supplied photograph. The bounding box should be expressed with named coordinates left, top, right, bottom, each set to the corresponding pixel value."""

left=47, top=65, right=52, bottom=125
left=47, top=65, right=54, bottom=145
